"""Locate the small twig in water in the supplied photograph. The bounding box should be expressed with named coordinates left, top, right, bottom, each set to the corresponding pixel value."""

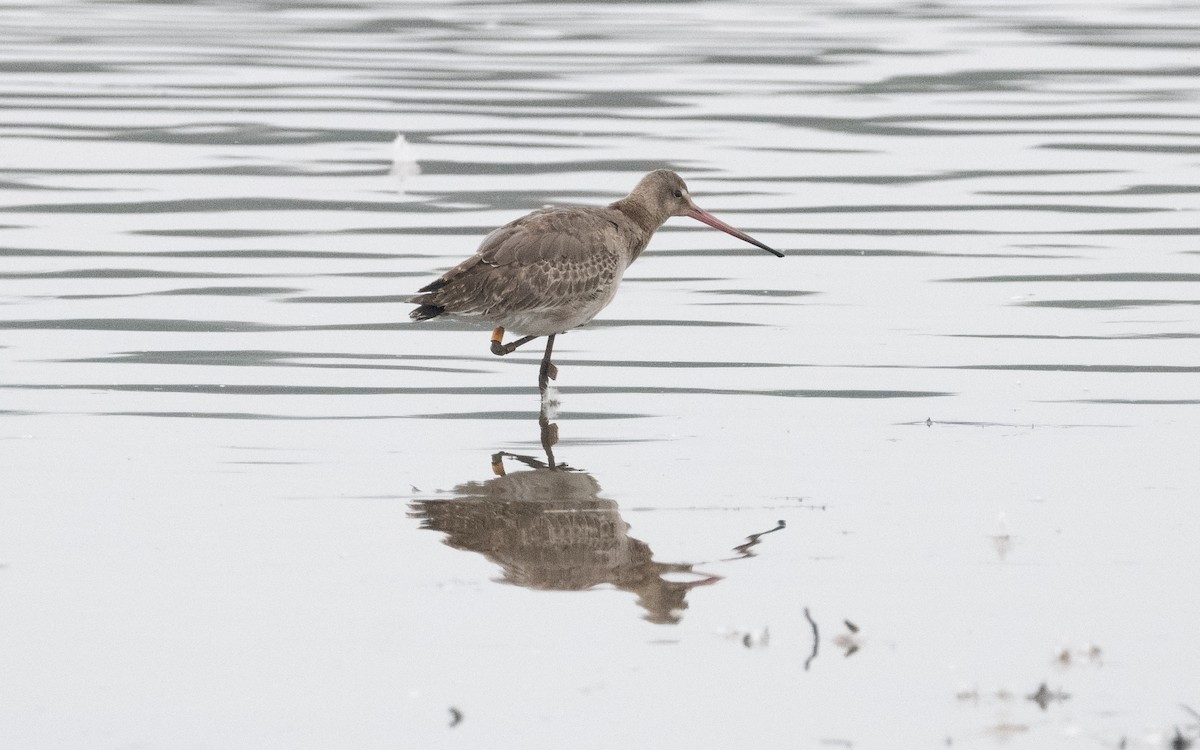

left=804, top=607, right=819, bottom=671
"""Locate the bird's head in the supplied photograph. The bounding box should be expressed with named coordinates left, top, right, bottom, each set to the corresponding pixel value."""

left=630, top=170, right=784, bottom=257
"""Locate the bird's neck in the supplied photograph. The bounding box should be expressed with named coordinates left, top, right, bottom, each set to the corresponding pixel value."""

left=610, top=197, right=666, bottom=235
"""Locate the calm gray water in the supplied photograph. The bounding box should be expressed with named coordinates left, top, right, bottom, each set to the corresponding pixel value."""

left=2, top=1, right=1198, bottom=748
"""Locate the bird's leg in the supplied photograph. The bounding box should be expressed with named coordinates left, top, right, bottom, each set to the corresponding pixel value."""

left=538, top=334, right=558, bottom=392
left=538, top=405, right=559, bottom=469
left=490, top=327, right=538, bottom=356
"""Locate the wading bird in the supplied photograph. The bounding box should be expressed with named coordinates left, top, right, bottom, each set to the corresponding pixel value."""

left=410, top=170, right=783, bottom=390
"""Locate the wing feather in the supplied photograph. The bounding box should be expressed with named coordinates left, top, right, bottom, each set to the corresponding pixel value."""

left=412, top=207, right=625, bottom=317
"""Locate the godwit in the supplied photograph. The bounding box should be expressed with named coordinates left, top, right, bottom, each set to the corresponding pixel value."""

left=409, top=170, right=783, bottom=390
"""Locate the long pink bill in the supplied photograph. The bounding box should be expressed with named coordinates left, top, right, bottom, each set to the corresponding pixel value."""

left=687, top=206, right=784, bottom=257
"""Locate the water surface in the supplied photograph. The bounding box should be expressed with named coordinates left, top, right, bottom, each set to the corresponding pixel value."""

left=2, top=1, right=1198, bottom=748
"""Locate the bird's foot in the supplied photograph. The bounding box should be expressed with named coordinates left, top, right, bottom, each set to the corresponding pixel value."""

left=491, top=329, right=538, bottom=356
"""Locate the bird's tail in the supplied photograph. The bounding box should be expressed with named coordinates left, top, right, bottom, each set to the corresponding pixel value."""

left=410, top=303, right=445, bottom=321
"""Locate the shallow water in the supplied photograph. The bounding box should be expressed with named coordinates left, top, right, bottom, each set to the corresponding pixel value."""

left=2, top=1, right=1199, bottom=747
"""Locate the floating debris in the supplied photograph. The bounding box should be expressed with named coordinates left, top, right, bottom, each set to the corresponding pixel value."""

left=1027, top=682, right=1070, bottom=710
left=743, top=627, right=770, bottom=649
left=728, top=519, right=786, bottom=559
left=392, top=133, right=421, bottom=185
left=832, top=620, right=862, bottom=657
left=990, top=512, right=1014, bottom=561
left=717, top=625, right=770, bottom=648
left=1055, top=643, right=1103, bottom=667
left=448, top=706, right=463, bottom=728
left=987, top=722, right=1029, bottom=739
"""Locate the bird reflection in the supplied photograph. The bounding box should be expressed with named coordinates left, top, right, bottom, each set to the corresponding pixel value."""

left=409, top=404, right=719, bottom=624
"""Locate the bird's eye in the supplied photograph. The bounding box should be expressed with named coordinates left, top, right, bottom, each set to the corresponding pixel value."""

left=672, top=189, right=683, bottom=198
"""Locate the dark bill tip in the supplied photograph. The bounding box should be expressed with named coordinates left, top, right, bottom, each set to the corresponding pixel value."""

left=687, top=206, right=784, bottom=257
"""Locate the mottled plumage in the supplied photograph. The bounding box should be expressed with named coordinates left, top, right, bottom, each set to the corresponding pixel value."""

left=409, top=170, right=782, bottom=389
left=411, top=207, right=639, bottom=336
